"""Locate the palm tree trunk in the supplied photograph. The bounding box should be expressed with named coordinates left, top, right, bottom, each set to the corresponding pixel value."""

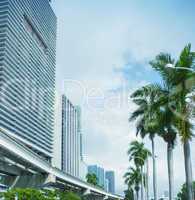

left=136, top=190, right=139, bottom=200
left=141, top=166, right=144, bottom=200
left=151, top=137, right=157, bottom=200
left=184, top=140, right=194, bottom=200
left=167, top=142, right=174, bottom=200
left=145, top=158, right=149, bottom=200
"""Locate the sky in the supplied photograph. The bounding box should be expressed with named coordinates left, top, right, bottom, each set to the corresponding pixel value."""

left=51, top=0, right=195, bottom=197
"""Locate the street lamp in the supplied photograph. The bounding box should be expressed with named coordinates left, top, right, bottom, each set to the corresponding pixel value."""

left=165, top=63, right=195, bottom=94
left=165, top=63, right=195, bottom=73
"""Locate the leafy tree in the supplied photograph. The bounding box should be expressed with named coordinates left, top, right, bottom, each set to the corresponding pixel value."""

left=3, top=188, right=48, bottom=200
left=63, top=192, right=81, bottom=200
left=1, top=188, right=81, bottom=200
left=86, top=173, right=98, bottom=186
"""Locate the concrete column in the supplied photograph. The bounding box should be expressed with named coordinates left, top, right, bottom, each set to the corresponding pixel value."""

left=2, top=173, right=56, bottom=188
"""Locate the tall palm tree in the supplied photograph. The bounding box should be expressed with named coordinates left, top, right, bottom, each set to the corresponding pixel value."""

left=149, top=54, right=178, bottom=200
left=127, top=141, right=151, bottom=200
left=124, top=167, right=142, bottom=200
left=160, top=114, right=177, bottom=200
left=124, top=188, right=134, bottom=200
left=172, top=44, right=195, bottom=200
left=130, top=85, right=161, bottom=200
left=150, top=44, right=195, bottom=200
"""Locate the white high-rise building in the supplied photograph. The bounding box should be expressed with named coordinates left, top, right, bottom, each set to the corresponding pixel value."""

left=75, top=106, right=88, bottom=180
left=61, top=95, right=80, bottom=177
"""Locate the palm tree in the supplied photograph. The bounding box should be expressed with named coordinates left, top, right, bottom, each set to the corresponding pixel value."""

left=124, top=167, right=142, bottom=200
left=173, top=44, right=195, bottom=200
left=149, top=54, right=178, bottom=200
left=160, top=115, right=177, bottom=200
left=124, top=188, right=134, bottom=200
left=130, top=85, right=161, bottom=200
left=150, top=44, right=195, bottom=200
left=127, top=141, right=151, bottom=200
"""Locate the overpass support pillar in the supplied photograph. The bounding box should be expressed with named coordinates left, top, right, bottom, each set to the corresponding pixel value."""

left=2, top=173, right=56, bottom=188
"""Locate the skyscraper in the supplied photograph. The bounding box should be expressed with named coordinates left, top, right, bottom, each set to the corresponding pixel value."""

left=105, top=178, right=109, bottom=192
left=74, top=106, right=88, bottom=180
left=0, top=0, right=57, bottom=160
left=105, top=171, right=115, bottom=194
left=75, top=106, right=83, bottom=161
left=88, top=165, right=105, bottom=188
left=61, top=95, right=80, bottom=177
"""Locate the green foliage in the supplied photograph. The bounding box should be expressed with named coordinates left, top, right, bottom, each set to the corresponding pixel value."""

left=124, top=188, right=134, bottom=200
left=124, top=140, right=150, bottom=198
left=150, top=44, right=195, bottom=142
left=130, top=44, right=195, bottom=143
left=129, top=43, right=195, bottom=200
left=86, top=173, right=98, bottom=186
left=3, top=188, right=47, bottom=200
left=63, top=192, right=81, bottom=200
left=130, top=84, right=163, bottom=140
left=124, top=167, right=141, bottom=192
left=127, top=140, right=151, bottom=168
left=177, top=182, right=195, bottom=200
left=0, top=188, right=81, bottom=200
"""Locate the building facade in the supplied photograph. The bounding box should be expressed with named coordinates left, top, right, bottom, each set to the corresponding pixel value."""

left=61, top=95, right=80, bottom=177
left=88, top=165, right=105, bottom=188
left=105, top=171, right=115, bottom=194
left=0, top=0, right=57, bottom=160
left=80, top=160, right=88, bottom=181
left=105, top=178, right=109, bottom=192
left=75, top=106, right=88, bottom=180
left=75, top=106, right=83, bottom=162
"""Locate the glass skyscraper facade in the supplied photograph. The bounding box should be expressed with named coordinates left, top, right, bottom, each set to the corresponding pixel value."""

left=88, top=165, right=105, bottom=188
left=61, top=95, right=80, bottom=177
left=105, top=171, right=115, bottom=194
left=0, top=0, right=57, bottom=160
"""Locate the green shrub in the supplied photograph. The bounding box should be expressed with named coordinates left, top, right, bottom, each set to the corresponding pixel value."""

left=3, top=188, right=47, bottom=200
left=63, top=192, right=81, bottom=200
left=1, top=189, right=81, bottom=200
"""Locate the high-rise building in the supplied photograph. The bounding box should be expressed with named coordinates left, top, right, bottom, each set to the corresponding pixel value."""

left=105, top=171, right=115, bottom=194
left=105, top=178, right=109, bottom=192
left=163, top=191, right=169, bottom=198
left=74, top=106, right=88, bottom=180
left=80, top=160, right=88, bottom=181
left=75, top=106, right=83, bottom=161
left=61, top=95, right=80, bottom=177
left=0, top=0, right=57, bottom=160
left=88, top=165, right=105, bottom=188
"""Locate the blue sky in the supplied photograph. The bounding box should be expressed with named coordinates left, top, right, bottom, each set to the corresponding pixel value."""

left=51, top=0, right=195, bottom=196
